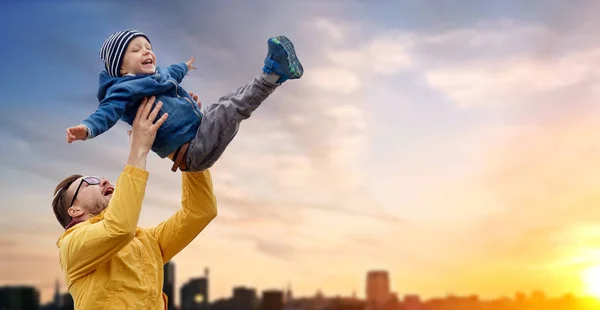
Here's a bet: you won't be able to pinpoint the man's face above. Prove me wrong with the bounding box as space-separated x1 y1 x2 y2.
120 36 156 76
66 176 114 218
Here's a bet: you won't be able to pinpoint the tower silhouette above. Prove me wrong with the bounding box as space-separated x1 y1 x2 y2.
366 270 391 308
53 279 62 308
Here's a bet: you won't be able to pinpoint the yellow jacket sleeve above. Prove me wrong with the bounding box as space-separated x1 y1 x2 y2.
59 165 149 283
147 169 218 263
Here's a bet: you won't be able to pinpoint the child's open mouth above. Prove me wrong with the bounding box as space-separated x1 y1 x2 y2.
142 59 154 68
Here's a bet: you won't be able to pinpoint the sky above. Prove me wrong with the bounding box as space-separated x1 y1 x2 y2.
2 0 600 305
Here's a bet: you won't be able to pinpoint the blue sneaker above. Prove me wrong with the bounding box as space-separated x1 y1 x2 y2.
262 36 304 84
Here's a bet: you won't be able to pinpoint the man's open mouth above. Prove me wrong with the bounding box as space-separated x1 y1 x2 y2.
142 59 153 65
104 187 114 196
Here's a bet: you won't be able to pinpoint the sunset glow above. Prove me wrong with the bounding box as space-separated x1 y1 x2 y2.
583 265 600 298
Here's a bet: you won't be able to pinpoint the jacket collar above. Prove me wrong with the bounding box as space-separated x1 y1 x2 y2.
64 209 107 230
64 218 84 230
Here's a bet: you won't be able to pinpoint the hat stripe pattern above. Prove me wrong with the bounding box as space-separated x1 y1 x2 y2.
99 30 149 77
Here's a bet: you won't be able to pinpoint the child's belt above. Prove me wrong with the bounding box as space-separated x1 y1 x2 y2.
171 142 190 172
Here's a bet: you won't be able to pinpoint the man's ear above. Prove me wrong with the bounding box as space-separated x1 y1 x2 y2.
67 206 84 218
119 67 127 75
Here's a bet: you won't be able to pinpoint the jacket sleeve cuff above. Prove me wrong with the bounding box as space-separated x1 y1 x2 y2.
83 125 92 140
178 62 189 74
123 165 149 180
81 121 96 139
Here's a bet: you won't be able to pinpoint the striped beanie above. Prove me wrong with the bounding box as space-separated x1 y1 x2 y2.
99 30 150 77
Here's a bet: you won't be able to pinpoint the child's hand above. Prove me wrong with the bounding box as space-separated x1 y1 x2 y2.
186 57 196 71
188 91 201 108
66 125 88 143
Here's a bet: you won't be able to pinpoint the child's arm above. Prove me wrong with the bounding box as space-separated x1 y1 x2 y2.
66 85 134 143
167 57 195 84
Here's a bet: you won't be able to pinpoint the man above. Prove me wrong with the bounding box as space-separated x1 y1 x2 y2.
52 95 217 309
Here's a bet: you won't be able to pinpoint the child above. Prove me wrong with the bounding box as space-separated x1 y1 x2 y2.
66 29 303 172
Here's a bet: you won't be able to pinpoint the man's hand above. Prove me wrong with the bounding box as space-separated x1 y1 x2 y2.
127 96 168 169
66 125 88 143
186 57 196 71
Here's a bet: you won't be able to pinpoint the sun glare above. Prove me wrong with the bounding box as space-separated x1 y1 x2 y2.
583 265 600 298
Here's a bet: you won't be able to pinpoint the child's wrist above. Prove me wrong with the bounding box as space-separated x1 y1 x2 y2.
82 125 91 140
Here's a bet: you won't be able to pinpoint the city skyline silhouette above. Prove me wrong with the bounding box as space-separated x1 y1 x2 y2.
3 265 600 310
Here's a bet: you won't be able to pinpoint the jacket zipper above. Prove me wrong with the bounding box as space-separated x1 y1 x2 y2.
168 80 202 119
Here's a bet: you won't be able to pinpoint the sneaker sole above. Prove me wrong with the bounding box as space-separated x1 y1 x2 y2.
274 36 303 79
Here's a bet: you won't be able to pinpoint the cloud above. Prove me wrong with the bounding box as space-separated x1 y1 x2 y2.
324 31 414 77
0 234 62 285
223 233 297 261
254 239 296 261
313 18 600 110
450 113 600 279
201 188 406 261
0 236 17 250
307 67 361 94
0 252 57 265
422 20 600 109
423 47 600 109
0 110 133 169
313 18 346 43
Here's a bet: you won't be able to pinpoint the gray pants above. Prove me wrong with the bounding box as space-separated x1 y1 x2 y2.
184 73 279 171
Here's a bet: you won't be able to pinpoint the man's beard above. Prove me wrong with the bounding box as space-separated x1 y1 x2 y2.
90 199 108 216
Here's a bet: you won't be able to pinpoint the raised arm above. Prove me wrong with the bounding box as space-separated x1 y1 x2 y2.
167 57 195 84
79 85 134 140
147 169 218 263
59 97 169 282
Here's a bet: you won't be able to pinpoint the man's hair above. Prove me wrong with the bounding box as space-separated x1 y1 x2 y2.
52 174 82 229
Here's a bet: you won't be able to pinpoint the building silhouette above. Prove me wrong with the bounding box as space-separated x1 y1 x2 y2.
329 297 365 310
0 285 40 310
59 294 74 310
164 261 176 310
38 279 73 310
284 283 293 304
261 290 283 310
365 270 391 309
52 280 61 309
232 286 257 310
403 294 422 310
181 267 210 310
4 265 600 310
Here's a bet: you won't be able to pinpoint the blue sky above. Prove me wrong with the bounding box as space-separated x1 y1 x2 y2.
3 0 600 305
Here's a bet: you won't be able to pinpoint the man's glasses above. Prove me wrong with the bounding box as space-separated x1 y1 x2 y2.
69 176 103 208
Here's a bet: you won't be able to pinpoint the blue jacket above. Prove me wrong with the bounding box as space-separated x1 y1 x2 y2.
82 62 203 158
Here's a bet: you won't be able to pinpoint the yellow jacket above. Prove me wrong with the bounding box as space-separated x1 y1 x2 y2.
56 165 217 310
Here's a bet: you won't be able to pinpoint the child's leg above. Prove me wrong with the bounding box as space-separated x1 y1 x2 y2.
183 35 303 172
184 74 277 171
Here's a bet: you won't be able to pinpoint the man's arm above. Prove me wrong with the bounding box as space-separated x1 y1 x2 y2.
59 97 168 282
147 169 218 263
81 85 134 139
60 165 149 282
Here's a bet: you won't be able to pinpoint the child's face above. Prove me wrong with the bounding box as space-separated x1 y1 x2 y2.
120 36 156 76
